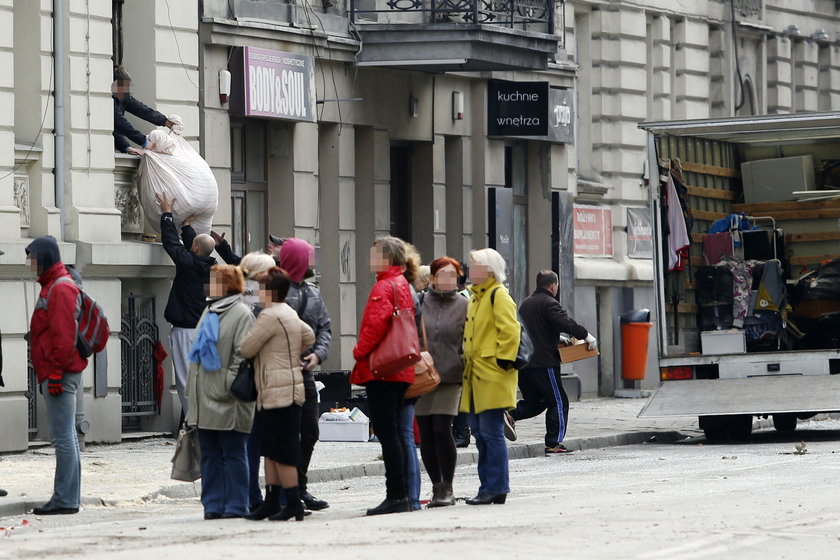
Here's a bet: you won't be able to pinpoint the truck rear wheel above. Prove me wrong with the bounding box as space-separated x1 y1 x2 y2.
772 414 798 433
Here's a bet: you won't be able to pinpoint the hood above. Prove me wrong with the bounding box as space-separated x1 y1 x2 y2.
207 293 243 314
279 238 314 283
26 236 62 278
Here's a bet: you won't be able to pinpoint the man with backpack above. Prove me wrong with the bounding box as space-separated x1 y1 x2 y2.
25 236 87 515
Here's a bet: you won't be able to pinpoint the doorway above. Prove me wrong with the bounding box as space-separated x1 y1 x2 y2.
230 119 268 255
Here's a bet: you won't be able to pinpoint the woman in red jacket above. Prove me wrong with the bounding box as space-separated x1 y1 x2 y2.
351 236 417 516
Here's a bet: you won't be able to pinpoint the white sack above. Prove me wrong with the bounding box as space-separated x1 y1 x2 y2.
136 115 218 234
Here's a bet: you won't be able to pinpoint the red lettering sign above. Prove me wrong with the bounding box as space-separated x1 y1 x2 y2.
573 205 613 257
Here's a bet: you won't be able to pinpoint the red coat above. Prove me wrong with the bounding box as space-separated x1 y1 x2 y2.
351 267 416 385
30 262 88 383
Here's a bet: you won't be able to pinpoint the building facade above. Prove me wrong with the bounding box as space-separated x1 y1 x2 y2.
2 0 840 451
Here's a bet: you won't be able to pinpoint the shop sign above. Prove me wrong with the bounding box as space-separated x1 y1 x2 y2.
627 207 653 259
230 47 316 122
573 205 613 257
487 80 549 136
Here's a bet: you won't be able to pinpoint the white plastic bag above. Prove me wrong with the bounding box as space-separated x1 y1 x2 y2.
136 115 218 234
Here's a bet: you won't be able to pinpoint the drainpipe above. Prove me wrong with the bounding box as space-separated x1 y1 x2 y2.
54 0 66 241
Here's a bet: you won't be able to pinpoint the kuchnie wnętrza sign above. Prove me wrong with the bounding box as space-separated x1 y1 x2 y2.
487 80 549 137
229 47 316 123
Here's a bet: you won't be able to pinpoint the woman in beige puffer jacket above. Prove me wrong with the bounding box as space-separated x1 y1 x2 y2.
239 267 315 522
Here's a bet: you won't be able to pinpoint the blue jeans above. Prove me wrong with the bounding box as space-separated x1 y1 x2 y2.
468 408 510 495
401 401 421 510
197 429 250 516
41 373 82 509
246 422 263 508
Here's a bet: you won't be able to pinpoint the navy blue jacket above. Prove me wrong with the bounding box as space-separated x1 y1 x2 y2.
161 214 216 329
113 94 167 153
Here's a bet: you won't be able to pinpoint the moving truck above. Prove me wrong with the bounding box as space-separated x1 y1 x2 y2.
638 112 840 440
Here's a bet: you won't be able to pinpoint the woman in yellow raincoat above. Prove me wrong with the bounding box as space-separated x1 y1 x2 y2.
459 248 520 505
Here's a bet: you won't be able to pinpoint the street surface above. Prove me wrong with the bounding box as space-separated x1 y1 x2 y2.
2 424 840 559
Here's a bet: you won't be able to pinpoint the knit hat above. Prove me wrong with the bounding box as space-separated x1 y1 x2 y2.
279 238 314 283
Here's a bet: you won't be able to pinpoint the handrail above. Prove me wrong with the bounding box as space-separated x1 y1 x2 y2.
349 0 555 31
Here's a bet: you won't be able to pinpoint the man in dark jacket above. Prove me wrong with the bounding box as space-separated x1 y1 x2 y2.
112 65 173 153
509 270 597 454
157 193 217 417
26 236 87 515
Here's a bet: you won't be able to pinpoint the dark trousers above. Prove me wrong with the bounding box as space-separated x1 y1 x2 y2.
366 381 409 499
246 420 262 507
197 429 250 517
298 372 319 493
511 367 569 448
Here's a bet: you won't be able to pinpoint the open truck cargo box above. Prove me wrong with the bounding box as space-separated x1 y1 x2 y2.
639 375 840 418
637 112 840 434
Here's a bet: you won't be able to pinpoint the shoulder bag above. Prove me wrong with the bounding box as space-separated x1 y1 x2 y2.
171 423 202 482
490 287 533 370
231 357 257 402
370 281 421 379
405 316 441 399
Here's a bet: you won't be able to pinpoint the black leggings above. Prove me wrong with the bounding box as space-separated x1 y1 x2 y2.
366 381 409 499
416 414 457 484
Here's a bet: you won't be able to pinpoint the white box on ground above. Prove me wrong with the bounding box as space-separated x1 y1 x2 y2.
318 407 370 442
700 329 746 355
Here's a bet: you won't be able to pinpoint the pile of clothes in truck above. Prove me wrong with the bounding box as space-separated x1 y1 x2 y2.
790 258 840 349
695 213 788 352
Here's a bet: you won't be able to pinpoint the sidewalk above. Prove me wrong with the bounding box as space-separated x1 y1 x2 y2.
0 398 698 518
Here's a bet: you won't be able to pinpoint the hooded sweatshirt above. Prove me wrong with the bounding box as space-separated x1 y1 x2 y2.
280 238 332 364
26 237 87 383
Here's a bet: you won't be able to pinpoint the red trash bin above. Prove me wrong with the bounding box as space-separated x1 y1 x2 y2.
621 322 653 381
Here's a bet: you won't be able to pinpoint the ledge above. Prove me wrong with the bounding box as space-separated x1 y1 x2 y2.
574 257 654 283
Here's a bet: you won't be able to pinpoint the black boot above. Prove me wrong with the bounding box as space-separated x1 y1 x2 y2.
301 490 329 511
366 496 412 516
245 485 281 520
269 487 305 522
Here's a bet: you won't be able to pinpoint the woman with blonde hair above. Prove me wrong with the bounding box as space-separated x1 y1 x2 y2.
351 236 417 515
239 252 276 313
186 264 256 519
460 248 520 506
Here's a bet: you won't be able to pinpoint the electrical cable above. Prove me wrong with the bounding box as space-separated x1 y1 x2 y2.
164 0 199 90
302 1 343 134
0 17 54 183
730 0 754 114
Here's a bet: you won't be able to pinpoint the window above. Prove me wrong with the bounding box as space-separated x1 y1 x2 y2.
230 119 267 255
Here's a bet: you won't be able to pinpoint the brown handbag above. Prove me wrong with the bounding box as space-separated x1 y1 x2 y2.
405 316 441 399
370 281 421 379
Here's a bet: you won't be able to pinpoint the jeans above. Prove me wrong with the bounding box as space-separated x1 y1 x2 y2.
41 373 82 509
366 381 409 500
197 429 250 516
298 371 320 493
246 421 263 508
401 401 421 510
468 408 510 495
170 326 194 416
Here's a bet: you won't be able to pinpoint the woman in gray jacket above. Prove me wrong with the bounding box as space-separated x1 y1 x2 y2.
415 257 468 507
186 265 256 520
239 267 315 522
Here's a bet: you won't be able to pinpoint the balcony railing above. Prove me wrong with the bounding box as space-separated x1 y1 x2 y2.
350 0 556 35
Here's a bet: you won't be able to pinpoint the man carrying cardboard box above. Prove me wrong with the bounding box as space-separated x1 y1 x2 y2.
505 270 597 454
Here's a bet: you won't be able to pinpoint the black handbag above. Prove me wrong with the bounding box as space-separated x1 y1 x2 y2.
231 358 257 402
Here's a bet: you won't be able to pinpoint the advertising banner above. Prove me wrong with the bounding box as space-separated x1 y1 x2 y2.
627 207 653 259
573 205 613 257
230 47 316 122
487 80 549 136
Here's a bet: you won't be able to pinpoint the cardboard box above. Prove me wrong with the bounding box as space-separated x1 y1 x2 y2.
700 329 746 355
558 341 600 363
318 420 370 442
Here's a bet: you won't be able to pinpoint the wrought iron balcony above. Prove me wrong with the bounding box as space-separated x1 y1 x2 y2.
350 0 562 71
351 0 555 34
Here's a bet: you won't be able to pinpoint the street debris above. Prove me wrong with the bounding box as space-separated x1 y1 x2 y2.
794 441 807 455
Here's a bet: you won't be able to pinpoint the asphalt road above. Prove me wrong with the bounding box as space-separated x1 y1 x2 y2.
2 427 840 559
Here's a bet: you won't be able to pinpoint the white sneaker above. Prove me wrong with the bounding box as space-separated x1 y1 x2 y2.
503 411 517 441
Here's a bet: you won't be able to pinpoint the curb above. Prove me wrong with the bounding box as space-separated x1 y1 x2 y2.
0 429 687 518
